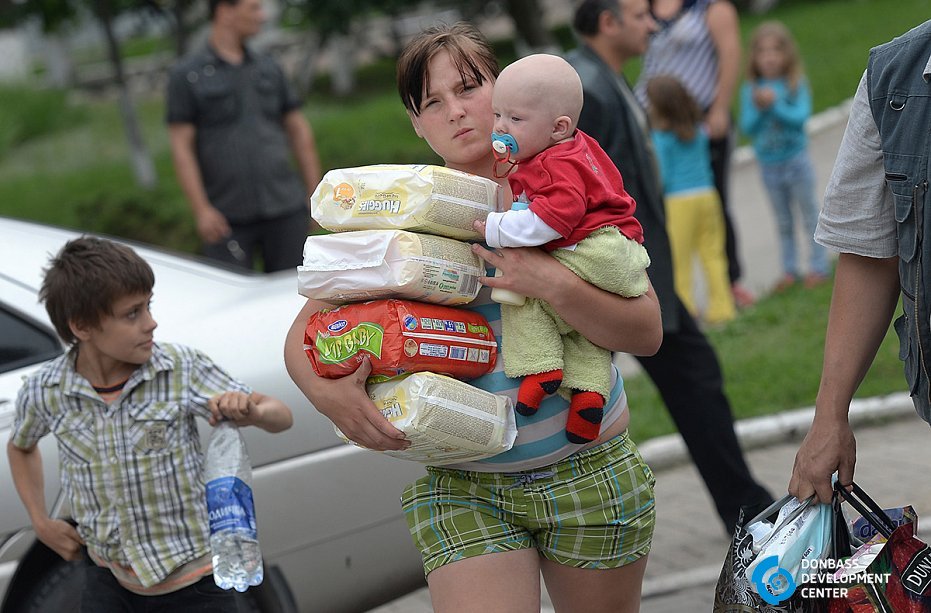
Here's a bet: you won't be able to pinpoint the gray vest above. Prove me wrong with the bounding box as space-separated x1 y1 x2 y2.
869 21 931 421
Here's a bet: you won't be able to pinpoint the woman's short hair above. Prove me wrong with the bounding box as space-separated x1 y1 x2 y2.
397 22 500 117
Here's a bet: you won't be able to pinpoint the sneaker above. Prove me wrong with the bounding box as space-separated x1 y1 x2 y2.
731 283 756 309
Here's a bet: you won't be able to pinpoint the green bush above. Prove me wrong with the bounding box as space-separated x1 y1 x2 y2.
0 85 86 157
73 188 198 254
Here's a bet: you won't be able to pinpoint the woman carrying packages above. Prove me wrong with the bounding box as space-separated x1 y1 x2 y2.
284 23 662 613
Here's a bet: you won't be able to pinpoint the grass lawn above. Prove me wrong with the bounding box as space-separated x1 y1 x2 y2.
625 276 906 443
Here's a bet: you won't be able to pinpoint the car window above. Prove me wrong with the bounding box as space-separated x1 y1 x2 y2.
0 306 62 374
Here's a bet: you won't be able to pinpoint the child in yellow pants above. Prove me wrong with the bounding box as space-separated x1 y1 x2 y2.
647 75 735 325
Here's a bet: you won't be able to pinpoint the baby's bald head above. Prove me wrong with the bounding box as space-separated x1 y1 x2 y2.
495 54 583 127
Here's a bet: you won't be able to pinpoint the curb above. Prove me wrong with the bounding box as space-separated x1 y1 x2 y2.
639 391 915 472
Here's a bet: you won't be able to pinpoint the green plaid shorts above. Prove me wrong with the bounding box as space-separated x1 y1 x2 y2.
401 431 656 576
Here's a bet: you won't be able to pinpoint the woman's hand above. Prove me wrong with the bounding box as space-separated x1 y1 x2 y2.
471 243 662 355
705 106 731 139
471 243 564 301
311 358 409 451
284 299 409 451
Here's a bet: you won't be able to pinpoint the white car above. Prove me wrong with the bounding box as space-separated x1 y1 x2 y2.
0 217 427 613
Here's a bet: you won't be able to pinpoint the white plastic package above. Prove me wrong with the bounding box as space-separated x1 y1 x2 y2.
745 496 833 585
335 372 517 465
297 230 484 305
310 164 502 241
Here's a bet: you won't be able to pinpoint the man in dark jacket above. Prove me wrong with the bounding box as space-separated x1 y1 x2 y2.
567 0 772 532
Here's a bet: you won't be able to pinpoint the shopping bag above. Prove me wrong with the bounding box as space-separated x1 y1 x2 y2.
828 481 931 613
714 494 845 612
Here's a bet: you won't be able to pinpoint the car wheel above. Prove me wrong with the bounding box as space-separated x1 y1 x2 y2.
13 558 262 612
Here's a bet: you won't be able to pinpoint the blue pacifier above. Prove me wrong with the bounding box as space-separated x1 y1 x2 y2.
491 132 519 156
491 132 519 178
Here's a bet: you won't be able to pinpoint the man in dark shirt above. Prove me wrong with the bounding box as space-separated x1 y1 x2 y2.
567 0 773 533
167 0 321 272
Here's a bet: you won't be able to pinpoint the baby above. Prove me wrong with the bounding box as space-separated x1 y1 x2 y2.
475 53 651 444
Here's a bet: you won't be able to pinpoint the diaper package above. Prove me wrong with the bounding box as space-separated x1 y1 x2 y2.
305 299 497 381
335 372 517 465
310 164 501 241
297 230 484 305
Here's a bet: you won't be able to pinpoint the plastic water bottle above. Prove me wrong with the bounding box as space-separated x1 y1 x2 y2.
490 200 530 307
204 421 264 592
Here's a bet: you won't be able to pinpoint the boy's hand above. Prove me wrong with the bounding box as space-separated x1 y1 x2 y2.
35 517 84 561
473 220 487 239
209 391 255 426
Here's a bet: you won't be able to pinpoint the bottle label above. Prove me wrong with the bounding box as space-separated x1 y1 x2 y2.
206 476 258 538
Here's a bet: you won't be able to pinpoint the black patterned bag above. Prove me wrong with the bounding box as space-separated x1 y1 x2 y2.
714 494 850 613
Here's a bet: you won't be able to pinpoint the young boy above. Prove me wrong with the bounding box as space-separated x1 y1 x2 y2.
6 237 293 610
476 53 651 444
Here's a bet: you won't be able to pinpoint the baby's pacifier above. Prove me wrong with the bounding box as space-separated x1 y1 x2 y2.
491 132 519 178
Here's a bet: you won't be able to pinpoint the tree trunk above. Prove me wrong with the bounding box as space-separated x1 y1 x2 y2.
173 0 189 57
95 0 157 190
504 0 558 55
42 31 74 88
295 31 322 98
328 33 355 97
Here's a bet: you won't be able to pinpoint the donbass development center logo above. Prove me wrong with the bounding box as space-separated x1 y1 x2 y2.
752 555 797 605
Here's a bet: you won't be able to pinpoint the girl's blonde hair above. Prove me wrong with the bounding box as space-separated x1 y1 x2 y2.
747 21 804 92
645 75 702 141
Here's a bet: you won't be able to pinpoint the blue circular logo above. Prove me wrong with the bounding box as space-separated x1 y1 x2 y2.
752 555 797 605
403 315 418 330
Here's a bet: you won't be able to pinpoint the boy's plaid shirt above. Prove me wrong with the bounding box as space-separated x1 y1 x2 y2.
10 342 250 588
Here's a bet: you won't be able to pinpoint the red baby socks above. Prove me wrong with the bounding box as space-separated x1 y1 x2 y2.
565 391 604 444
515 369 563 416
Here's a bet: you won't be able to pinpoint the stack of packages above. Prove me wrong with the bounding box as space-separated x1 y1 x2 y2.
298 164 517 465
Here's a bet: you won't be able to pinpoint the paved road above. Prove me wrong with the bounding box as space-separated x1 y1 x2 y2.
368 105 874 613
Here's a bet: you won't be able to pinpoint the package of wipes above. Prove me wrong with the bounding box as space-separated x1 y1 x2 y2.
310 164 501 241
305 299 497 381
297 230 484 305
335 372 517 465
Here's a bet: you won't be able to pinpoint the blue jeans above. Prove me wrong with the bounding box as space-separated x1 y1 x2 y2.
760 150 829 277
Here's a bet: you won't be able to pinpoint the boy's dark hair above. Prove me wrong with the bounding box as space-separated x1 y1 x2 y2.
574 0 622 37
40 237 155 345
397 22 499 117
646 75 703 141
209 0 238 20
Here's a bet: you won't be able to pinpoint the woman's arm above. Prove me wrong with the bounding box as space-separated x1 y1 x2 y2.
471 243 662 355
706 0 741 139
283 298 408 451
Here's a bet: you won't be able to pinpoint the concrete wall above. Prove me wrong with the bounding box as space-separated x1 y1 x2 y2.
0 30 29 81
